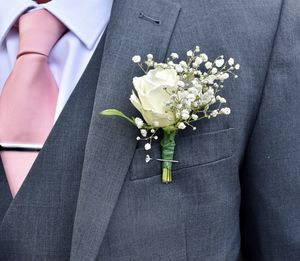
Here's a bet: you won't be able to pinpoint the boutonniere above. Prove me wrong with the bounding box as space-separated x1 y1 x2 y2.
101 47 240 183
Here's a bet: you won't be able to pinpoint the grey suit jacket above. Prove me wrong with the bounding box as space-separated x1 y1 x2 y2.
1 0 300 260
72 0 300 260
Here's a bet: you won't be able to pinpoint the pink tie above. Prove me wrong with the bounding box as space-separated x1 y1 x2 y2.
0 10 67 197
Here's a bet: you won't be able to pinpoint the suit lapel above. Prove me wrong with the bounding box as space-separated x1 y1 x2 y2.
0 160 11 224
70 0 181 260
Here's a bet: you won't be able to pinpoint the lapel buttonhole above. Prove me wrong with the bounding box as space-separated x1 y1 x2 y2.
139 12 161 25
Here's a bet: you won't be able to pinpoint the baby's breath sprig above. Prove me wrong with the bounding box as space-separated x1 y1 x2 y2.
134 119 159 151
101 47 240 184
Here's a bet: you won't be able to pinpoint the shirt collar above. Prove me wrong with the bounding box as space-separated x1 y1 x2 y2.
0 0 114 50
0 0 37 44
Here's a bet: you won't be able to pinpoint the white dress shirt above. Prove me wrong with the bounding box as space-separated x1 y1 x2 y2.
0 0 113 121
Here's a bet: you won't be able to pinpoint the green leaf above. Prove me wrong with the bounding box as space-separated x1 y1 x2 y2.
100 109 135 125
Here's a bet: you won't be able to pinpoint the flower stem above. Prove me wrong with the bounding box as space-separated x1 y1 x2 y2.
160 129 176 184
162 168 172 184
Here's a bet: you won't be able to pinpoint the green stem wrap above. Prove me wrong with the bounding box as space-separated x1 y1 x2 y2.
160 129 177 184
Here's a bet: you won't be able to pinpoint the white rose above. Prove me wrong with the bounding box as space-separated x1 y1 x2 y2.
130 68 178 128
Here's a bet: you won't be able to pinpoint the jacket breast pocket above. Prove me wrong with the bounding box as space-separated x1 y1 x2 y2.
129 127 235 181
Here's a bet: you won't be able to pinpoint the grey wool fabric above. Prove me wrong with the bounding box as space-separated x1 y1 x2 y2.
0 0 300 260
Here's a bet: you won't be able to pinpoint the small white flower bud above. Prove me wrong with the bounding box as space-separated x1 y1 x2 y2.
178 122 186 129
144 143 151 150
147 54 153 60
216 95 226 103
150 129 155 133
132 55 141 63
179 61 188 67
223 73 230 79
134 117 144 129
220 107 231 115
211 67 218 74
195 46 200 52
181 110 190 120
140 129 147 137
194 56 203 66
192 63 198 69
154 136 158 140
187 50 193 57
228 58 235 66
207 75 216 84
205 62 212 69
136 137 141 141
145 155 152 163
170 53 179 59
215 59 224 68
211 110 219 117
235 64 240 70
191 114 198 120
200 53 208 62
219 73 229 81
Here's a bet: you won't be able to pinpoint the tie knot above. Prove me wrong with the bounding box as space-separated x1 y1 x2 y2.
18 9 67 57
